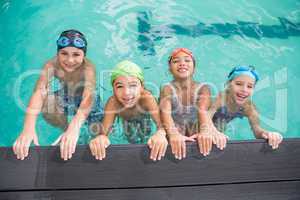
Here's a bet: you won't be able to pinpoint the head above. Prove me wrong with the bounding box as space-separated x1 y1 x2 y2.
56 30 87 72
111 60 144 108
168 48 196 80
226 66 259 105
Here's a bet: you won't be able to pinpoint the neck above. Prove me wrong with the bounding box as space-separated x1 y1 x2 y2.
173 78 194 89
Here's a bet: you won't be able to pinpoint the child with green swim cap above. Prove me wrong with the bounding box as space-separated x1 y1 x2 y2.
13 30 103 161
208 66 283 149
89 60 168 161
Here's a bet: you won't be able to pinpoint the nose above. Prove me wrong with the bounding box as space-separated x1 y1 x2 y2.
178 59 186 66
67 56 75 64
123 86 131 96
241 85 248 92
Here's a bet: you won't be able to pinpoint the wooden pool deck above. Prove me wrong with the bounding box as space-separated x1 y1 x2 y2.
0 139 300 200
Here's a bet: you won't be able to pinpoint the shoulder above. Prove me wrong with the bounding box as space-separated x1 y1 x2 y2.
160 83 173 96
243 101 257 116
106 96 122 111
197 83 211 95
142 89 156 100
83 58 96 72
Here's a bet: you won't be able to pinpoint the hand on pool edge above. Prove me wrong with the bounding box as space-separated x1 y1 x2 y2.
147 129 168 161
13 130 39 160
89 135 110 160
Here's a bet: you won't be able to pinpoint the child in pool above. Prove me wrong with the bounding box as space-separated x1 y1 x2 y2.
208 66 283 149
13 30 103 160
89 60 168 161
160 48 227 160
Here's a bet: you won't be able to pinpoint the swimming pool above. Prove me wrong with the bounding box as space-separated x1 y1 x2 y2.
0 0 299 146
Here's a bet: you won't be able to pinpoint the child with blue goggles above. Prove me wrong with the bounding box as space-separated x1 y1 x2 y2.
13 30 103 161
205 65 283 151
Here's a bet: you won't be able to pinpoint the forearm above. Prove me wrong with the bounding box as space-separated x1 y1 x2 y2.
23 91 44 132
68 94 93 131
161 114 178 136
252 126 268 139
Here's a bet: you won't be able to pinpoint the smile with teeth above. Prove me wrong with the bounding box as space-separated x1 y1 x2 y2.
236 93 248 101
122 97 135 104
177 68 189 73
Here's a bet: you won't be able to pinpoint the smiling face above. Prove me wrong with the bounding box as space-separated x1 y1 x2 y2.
228 75 255 105
57 47 84 73
113 76 143 108
169 51 195 80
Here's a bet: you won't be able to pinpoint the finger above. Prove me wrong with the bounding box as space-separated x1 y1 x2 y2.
262 132 268 139
95 141 101 160
268 134 275 149
19 140 25 160
162 142 168 157
188 135 197 140
100 141 106 160
68 140 75 159
13 140 18 155
60 139 65 159
150 143 159 161
23 141 30 159
207 137 212 154
215 137 220 149
64 140 71 160
157 145 163 161
158 143 167 160
220 137 226 150
197 136 203 155
89 142 96 157
203 137 209 155
223 136 228 149
147 139 153 149
212 135 217 145
177 140 182 160
171 140 176 156
181 141 186 159
186 135 196 142
200 137 206 155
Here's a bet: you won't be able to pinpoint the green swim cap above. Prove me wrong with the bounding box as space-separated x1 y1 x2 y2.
111 60 144 85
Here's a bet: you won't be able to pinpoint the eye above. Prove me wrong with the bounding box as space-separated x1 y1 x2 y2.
184 58 192 62
73 53 81 57
172 59 179 64
247 84 253 89
60 52 68 55
129 83 138 88
235 82 242 86
114 84 123 89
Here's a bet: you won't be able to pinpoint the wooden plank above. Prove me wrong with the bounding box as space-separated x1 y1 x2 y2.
0 181 299 200
0 139 300 191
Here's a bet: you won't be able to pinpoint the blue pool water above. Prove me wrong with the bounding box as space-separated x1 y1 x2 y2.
0 0 299 146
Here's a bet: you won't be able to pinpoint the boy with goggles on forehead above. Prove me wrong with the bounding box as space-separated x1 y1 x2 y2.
13 30 103 161
207 66 283 150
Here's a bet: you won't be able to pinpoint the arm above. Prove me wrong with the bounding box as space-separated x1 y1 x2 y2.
246 103 282 149
142 91 168 161
13 62 53 160
59 63 96 160
89 97 117 160
206 92 229 150
159 86 194 160
192 85 214 156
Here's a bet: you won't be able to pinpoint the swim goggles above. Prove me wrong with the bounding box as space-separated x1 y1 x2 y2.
169 48 194 62
56 36 86 48
227 65 260 82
